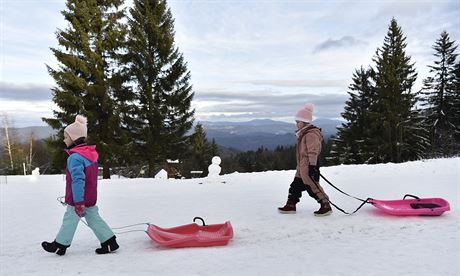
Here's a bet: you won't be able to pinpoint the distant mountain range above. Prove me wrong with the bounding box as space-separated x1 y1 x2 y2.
1 119 342 152
201 118 341 151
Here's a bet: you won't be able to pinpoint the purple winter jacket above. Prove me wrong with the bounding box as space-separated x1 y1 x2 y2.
64 144 99 207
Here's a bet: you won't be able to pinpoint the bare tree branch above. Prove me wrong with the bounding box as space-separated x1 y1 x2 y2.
1 113 14 170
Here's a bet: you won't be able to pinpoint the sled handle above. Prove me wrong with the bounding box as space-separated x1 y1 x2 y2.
193 217 206 226
403 194 420 200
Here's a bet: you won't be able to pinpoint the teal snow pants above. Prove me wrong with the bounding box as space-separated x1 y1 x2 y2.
55 205 114 246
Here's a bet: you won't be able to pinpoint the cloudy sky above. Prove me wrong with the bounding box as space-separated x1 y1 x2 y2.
1 0 459 127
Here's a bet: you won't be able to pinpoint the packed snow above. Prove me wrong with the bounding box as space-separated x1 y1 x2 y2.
1 158 459 276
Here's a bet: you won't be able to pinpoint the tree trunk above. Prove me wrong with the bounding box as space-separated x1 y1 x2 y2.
103 164 110 179
2 116 14 170
148 158 155 178
29 134 34 172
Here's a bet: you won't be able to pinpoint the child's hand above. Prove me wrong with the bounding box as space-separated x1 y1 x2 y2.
75 204 86 217
308 165 320 182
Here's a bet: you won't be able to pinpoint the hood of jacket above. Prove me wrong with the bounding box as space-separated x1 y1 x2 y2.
65 144 98 162
295 124 321 139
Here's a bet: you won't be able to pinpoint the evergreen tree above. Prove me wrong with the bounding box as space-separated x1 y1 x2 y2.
125 0 194 176
332 66 375 164
451 61 460 148
209 138 220 157
43 0 127 178
179 123 213 177
320 138 335 166
369 18 428 163
190 124 211 173
420 31 458 156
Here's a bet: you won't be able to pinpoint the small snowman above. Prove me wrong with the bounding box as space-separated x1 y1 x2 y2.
32 168 40 175
206 156 223 184
30 167 40 182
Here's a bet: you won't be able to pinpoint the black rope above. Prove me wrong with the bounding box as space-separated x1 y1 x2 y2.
309 174 371 215
320 173 367 202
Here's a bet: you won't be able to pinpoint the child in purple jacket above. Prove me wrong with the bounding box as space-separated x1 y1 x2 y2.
42 115 119 255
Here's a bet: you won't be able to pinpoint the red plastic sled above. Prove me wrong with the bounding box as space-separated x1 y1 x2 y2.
147 217 233 248
368 194 450 216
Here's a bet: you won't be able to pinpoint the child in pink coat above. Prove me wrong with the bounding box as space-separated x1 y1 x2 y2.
278 104 332 216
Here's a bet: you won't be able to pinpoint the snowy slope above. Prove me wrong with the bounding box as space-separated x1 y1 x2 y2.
1 158 459 276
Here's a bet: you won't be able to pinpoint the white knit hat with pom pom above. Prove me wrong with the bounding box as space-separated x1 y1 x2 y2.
64 115 88 140
295 103 314 123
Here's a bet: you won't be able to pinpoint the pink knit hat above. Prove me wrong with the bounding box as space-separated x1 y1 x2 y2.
295 103 314 123
64 115 88 140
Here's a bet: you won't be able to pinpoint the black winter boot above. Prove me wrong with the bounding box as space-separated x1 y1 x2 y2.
95 235 119 254
314 201 332 217
41 240 69 256
278 200 297 214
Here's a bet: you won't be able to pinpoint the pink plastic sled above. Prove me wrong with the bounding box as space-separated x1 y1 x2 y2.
147 217 233 248
368 194 450 216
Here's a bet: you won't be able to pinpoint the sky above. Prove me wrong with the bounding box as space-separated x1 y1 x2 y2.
0 0 459 127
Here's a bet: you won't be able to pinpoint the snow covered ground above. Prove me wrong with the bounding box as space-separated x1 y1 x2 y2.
1 158 459 276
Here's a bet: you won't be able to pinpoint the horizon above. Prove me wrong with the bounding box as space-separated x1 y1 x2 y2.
0 117 343 152
3 117 344 129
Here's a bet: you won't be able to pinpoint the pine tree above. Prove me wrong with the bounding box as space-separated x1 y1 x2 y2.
420 31 458 156
370 18 428 163
451 62 460 148
125 0 194 176
43 0 127 178
332 66 375 164
179 123 212 177
191 124 209 171
210 138 220 157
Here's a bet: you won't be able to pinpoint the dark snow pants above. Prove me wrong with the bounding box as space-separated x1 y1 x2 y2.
288 177 321 203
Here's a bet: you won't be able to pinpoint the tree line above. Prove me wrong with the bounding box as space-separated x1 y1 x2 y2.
0 120 327 176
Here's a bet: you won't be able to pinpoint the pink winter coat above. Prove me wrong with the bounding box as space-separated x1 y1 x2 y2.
295 125 323 184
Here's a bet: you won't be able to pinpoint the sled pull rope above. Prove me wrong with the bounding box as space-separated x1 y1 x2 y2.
327 198 372 215
82 216 149 235
112 223 151 230
113 229 148 235
57 196 66 206
320 173 367 202
309 175 371 215
110 223 151 235
56 197 149 235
